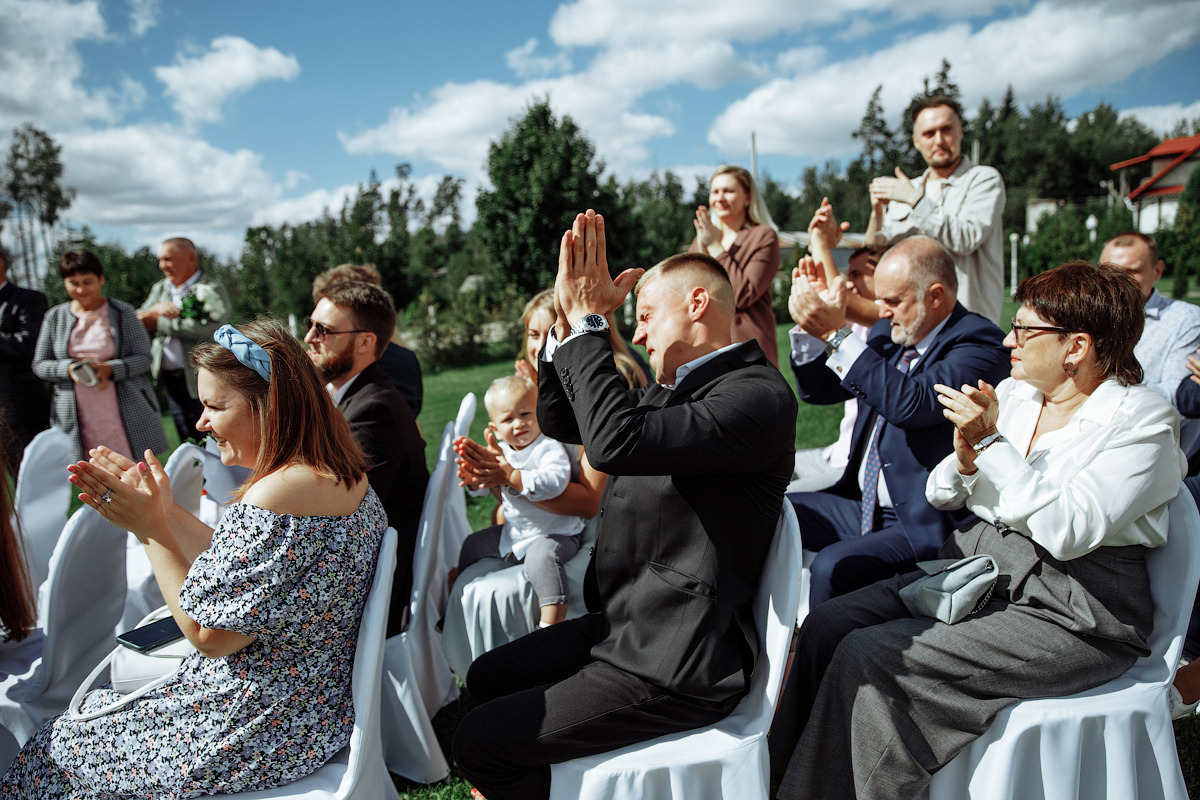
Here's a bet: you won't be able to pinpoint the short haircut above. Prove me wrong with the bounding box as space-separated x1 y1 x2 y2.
709 164 777 231
312 263 382 303
484 374 535 419
1014 261 1144 386
1103 231 1158 264
849 245 885 266
884 235 957 295
162 237 197 257
636 252 735 315
59 249 104 279
317 280 397 359
190 317 368 498
911 95 962 124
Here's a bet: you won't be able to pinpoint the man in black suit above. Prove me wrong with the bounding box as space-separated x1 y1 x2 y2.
453 210 797 800
311 263 424 418
0 244 49 475
305 280 427 636
784 235 1010 606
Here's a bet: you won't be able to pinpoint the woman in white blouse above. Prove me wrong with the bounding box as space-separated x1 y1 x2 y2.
770 261 1186 800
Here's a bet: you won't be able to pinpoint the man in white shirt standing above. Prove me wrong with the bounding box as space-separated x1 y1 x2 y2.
137 238 229 442
866 96 1006 324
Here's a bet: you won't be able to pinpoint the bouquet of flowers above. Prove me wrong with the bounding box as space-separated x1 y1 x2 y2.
179 285 215 324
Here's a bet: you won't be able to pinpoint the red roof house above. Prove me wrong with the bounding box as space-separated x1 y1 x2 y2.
1111 135 1200 232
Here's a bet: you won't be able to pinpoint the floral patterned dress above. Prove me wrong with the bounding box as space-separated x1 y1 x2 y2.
0 489 386 799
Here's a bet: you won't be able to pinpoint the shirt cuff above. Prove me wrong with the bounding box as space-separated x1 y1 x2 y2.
790 327 825 365
826 333 868 377
543 322 591 362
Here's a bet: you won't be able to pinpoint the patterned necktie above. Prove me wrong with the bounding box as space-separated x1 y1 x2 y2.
859 347 918 535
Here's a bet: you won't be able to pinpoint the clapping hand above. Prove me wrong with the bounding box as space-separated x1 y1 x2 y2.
869 167 922 208
693 205 723 251
808 197 848 248
454 433 508 491
555 210 644 335
68 448 174 543
789 255 848 340
934 381 1000 475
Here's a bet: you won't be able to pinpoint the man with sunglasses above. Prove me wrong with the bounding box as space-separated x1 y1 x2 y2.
306 280 428 635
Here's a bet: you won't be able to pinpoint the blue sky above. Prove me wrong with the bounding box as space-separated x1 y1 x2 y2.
2 0 1199 260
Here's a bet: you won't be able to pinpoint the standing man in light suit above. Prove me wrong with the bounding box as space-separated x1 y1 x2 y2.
137 238 230 442
866 96 1006 323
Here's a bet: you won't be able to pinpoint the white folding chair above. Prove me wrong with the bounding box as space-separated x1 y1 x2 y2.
548 500 803 800
208 527 400 800
12 427 73 597
379 393 475 783
441 519 595 678
0 505 128 771
929 487 1200 800
120 443 208 633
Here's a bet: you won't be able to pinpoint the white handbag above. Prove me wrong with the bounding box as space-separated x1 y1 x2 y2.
68 606 196 721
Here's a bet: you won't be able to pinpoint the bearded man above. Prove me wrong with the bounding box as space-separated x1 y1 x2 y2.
305 280 427 635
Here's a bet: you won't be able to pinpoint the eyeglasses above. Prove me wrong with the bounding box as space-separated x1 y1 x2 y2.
305 318 368 343
1010 319 1069 345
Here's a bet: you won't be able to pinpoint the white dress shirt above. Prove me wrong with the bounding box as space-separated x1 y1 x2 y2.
926 377 1185 561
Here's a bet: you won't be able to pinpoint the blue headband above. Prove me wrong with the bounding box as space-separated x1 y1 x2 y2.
213 325 271 382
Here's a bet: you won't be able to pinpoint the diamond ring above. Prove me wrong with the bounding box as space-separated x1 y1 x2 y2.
100 489 113 504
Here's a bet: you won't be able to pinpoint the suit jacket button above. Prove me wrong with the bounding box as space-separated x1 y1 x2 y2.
560 367 569 376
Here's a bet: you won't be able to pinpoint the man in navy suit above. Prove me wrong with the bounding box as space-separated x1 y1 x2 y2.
787 235 1009 605
0 244 49 475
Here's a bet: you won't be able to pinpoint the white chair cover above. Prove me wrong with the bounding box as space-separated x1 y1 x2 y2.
441 520 596 677
0 506 128 770
929 487 1200 800
379 393 475 783
548 500 803 800
208 528 401 800
13 427 73 598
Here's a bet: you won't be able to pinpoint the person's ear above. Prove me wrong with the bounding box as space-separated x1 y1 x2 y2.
925 282 946 310
358 332 377 355
689 287 710 320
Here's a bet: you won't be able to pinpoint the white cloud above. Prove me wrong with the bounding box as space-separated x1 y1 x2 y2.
1121 100 1200 136
506 38 572 78
58 124 282 231
154 36 300 128
0 0 119 131
709 1 1200 161
127 0 160 36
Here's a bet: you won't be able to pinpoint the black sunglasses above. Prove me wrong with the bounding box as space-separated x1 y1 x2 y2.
305 318 368 343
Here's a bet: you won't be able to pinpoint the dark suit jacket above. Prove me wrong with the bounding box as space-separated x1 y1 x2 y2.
0 281 50 461
539 336 796 701
791 303 1010 557
377 341 424 418
339 361 428 534
340 361 428 636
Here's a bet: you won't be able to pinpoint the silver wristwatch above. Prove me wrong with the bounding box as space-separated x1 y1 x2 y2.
972 432 1005 453
570 313 610 337
823 325 854 356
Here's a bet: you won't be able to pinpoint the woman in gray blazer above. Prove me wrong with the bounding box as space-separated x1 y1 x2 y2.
33 250 167 462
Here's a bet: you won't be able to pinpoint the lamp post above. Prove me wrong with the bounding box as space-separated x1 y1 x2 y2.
1009 232 1019 292
1086 214 1098 246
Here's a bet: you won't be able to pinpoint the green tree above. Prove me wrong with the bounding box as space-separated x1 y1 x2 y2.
1024 205 1089 276
1170 167 1200 298
3 123 75 286
475 99 616 297
852 85 901 174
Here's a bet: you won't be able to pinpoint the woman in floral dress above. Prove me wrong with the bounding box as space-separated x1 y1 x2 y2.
1 318 386 798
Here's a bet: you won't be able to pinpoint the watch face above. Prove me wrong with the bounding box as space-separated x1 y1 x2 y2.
584 314 606 330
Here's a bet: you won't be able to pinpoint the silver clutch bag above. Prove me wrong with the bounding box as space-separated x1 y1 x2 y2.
898 554 998 624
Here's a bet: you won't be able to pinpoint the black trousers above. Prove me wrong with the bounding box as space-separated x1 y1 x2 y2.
161 369 203 442
453 613 741 800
